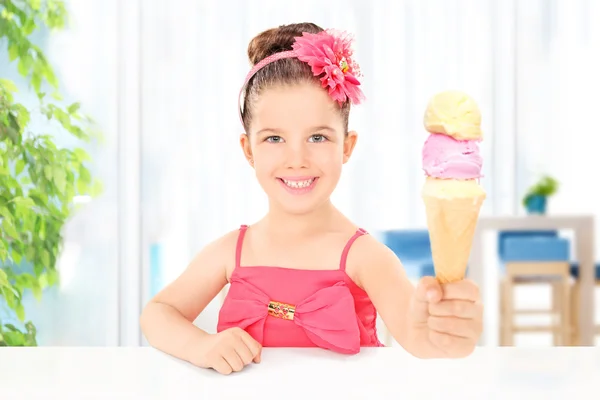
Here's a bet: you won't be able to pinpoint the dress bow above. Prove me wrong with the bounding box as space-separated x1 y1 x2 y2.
217 278 361 354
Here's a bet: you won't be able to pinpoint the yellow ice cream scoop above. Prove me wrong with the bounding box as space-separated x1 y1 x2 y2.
423 90 483 141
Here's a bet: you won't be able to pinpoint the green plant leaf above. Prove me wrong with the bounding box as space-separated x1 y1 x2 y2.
32 283 42 301
47 269 59 286
67 102 81 114
33 260 44 277
40 249 50 268
0 269 8 287
11 248 22 265
25 247 35 263
53 165 66 193
90 180 103 197
50 91 63 101
79 165 91 184
0 206 11 220
31 71 42 93
2 218 19 239
0 244 7 263
17 54 31 77
2 331 25 346
15 303 25 321
31 0 42 11
38 272 48 289
74 148 90 162
0 78 18 93
8 44 19 61
2 286 18 309
0 125 19 144
38 218 46 240
22 18 36 36
13 196 35 208
3 324 20 333
15 159 25 175
43 165 52 181
44 66 59 89
24 321 38 346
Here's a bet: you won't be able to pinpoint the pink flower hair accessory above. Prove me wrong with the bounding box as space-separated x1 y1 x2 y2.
238 29 365 126
292 29 365 106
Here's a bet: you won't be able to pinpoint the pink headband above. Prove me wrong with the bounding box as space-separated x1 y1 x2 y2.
238 29 365 128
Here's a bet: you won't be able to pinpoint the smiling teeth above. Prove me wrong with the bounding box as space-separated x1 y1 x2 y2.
282 179 314 188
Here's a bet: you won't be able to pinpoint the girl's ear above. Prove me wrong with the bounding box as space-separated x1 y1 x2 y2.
239 133 254 166
343 131 358 164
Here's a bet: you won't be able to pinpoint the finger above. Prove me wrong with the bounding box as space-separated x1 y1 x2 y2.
233 339 255 366
414 276 443 304
429 299 482 319
211 356 234 375
223 347 245 373
411 277 443 325
428 330 476 358
238 330 262 363
427 316 481 339
441 279 480 302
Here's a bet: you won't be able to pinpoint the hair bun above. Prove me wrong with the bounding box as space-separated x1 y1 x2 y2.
247 22 323 65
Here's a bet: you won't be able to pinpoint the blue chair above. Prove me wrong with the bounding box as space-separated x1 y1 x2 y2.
568 262 600 344
380 229 472 279
498 231 573 346
379 230 434 279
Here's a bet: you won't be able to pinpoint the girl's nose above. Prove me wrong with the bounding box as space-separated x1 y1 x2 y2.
284 143 309 169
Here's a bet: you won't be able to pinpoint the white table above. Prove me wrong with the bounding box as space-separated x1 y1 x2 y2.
1 347 598 399
469 215 596 346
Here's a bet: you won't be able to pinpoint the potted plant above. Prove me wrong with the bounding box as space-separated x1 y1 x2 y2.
1 0 101 346
522 175 559 215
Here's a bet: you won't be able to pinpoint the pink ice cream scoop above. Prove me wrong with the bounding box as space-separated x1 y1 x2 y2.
422 133 483 179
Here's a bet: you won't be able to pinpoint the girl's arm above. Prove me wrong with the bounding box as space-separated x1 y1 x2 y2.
139 230 237 363
348 235 481 358
346 236 434 357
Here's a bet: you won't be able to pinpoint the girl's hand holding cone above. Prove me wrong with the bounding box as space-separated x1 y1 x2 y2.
409 276 483 358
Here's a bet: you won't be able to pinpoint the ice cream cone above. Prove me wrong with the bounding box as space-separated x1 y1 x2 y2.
422 178 486 283
420 90 486 283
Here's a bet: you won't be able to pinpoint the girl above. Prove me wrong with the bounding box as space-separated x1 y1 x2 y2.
140 22 483 375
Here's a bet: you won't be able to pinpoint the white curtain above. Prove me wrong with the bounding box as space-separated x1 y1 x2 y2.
140 0 502 262
17 0 599 346
516 0 600 215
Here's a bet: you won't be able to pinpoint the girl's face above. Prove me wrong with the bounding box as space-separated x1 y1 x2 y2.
241 82 357 215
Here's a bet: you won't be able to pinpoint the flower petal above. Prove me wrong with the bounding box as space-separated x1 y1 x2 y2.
344 74 360 85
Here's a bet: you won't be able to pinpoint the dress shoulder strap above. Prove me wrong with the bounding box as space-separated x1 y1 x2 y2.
339 228 368 272
234 225 249 269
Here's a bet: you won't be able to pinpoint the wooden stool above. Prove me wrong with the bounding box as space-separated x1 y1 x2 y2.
568 262 600 345
500 262 572 346
498 233 573 346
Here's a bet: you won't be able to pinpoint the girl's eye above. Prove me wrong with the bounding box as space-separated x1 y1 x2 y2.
265 136 283 143
309 134 328 143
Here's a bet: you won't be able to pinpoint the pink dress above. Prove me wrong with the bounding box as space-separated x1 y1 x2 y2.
217 225 384 354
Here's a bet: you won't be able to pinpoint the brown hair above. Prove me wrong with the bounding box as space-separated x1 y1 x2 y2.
241 22 351 133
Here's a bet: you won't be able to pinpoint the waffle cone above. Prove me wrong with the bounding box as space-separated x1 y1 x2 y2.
422 194 485 283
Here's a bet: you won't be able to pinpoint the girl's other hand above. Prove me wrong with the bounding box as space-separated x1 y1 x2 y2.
190 327 262 375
